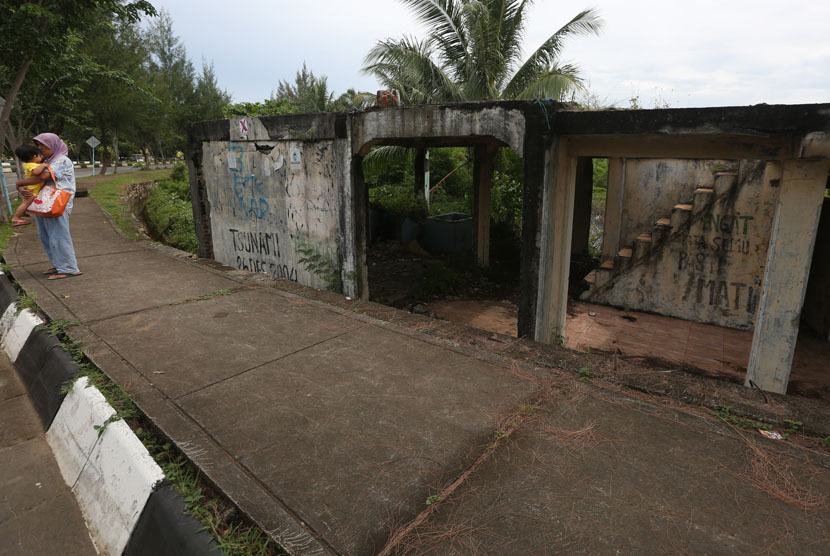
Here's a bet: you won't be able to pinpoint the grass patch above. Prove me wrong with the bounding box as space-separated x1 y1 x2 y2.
87 169 173 240
0 217 15 258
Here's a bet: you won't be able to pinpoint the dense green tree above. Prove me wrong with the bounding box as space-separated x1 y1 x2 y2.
363 0 602 103
193 60 232 122
222 99 296 118
0 1 156 163
143 8 195 162
77 19 159 173
275 63 373 113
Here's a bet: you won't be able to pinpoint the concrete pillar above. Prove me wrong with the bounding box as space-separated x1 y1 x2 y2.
570 157 594 256
745 159 830 394
473 145 496 266
601 157 626 262
414 148 426 199
535 137 577 344
350 155 370 300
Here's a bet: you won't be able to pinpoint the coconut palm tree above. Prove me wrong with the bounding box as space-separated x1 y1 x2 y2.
363 0 603 103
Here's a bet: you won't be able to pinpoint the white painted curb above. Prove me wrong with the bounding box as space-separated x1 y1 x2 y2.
0 304 42 362
47 377 165 556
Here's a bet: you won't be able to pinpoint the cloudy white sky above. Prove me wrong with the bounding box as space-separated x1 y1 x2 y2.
150 0 829 109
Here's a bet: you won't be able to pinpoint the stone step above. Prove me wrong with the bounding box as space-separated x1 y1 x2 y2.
634 232 652 259
585 265 613 290
653 217 672 243
693 187 715 214
614 247 633 272
714 170 738 196
671 204 693 229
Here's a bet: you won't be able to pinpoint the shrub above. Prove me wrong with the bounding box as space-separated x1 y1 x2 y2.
170 161 188 183
369 184 428 220
141 176 198 253
428 188 471 215
491 170 523 239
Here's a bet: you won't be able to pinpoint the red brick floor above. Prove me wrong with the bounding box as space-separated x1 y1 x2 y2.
566 302 830 401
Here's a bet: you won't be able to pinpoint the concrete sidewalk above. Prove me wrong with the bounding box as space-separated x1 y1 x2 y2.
6 196 830 555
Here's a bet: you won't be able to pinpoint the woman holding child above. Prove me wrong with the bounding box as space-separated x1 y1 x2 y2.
15 133 82 280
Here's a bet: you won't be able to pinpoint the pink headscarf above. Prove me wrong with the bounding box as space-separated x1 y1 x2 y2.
33 133 69 164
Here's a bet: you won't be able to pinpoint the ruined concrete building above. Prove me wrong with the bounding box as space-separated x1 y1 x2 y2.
187 101 830 395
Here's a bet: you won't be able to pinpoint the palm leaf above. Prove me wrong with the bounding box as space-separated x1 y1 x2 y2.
399 0 470 71
363 36 462 103
511 63 584 100
362 145 413 176
502 8 602 99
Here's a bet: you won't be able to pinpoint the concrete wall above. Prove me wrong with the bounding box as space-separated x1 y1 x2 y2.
585 160 782 329
619 159 734 247
190 115 357 295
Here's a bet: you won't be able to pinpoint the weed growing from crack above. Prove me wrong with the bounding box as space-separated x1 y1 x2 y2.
168 289 233 305
135 428 282 555
783 419 802 434
16 290 37 315
712 405 771 430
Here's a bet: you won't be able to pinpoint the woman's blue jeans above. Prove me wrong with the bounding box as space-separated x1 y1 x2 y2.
36 211 79 274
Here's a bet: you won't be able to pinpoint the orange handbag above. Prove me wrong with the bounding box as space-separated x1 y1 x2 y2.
26 166 72 217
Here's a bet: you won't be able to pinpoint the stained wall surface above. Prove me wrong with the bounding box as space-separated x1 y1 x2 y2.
619 159 731 245
198 130 345 292
587 160 782 329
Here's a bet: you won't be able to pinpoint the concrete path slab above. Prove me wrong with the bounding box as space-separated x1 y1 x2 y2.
178 324 536 555
88 287 366 399
389 386 830 555
14 249 240 322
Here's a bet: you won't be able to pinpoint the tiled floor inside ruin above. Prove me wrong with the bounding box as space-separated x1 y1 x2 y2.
429 298 829 401
565 302 830 401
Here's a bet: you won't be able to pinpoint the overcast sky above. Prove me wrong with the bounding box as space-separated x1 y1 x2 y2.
150 0 829 109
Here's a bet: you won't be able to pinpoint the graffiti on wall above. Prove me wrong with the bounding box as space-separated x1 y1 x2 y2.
228 227 298 281
681 274 760 315
674 208 763 317
208 140 342 291
228 143 271 220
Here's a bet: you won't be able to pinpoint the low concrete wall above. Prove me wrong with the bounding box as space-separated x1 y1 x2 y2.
201 138 342 290
190 114 357 295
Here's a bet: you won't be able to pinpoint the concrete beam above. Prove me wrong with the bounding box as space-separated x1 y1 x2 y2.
473 145 497 266
567 134 795 161
745 159 830 394
535 138 576 344
601 158 626 262
353 104 526 156
799 132 830 159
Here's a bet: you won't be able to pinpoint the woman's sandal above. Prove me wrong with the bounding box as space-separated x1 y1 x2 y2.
43 268 57 275
47 272 83 281
12 218 29 227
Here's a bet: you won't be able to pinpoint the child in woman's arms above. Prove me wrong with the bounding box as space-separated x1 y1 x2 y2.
12 144 48 226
